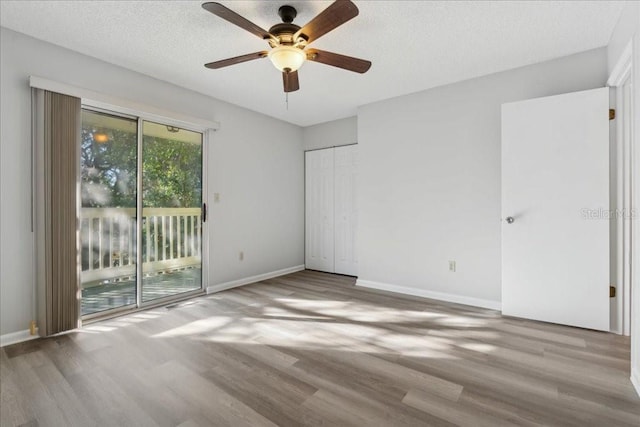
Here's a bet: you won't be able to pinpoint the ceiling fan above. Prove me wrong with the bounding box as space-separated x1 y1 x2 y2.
202 0 372 93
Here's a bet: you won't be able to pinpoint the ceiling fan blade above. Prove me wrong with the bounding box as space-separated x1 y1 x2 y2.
205 51 268 69
283 70 300 93
295 0 359 44
202 2 272 40
306 49 371 73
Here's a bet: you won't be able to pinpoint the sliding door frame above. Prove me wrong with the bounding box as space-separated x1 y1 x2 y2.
80 101 210 322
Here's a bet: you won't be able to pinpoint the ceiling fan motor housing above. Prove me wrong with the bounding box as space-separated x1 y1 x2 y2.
268 23 301 45
278 5 297 23
269 5 307 46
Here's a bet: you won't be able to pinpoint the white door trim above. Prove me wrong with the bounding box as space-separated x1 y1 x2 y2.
608 42 634 336
607 41 632 87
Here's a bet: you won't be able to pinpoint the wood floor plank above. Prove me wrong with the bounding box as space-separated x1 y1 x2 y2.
65 367 159 426
293 366 454 426
402 388 505 427
0 353 36 427
10 353 85 427
152 360 277 427
456 388 551 427
1 270 638 426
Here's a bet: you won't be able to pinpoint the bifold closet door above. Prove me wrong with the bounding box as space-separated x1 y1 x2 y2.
305 149 335 272
334 145 358 276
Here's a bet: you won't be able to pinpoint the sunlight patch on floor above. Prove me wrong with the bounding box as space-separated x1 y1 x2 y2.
428 329 500 340
146 315 463 359
78 292 494 362
153 316 232 338
262 306 331 320
434 315 488 327
84 325 117 333
274 297 447 323
458 342 497 354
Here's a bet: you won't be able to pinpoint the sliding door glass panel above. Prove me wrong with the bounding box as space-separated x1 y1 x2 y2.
80 110 138 315
141 121 203 302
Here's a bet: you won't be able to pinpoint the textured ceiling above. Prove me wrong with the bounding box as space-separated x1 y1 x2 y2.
0 1 625 127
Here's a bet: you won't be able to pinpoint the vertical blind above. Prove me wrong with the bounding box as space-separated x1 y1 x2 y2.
36 90 81 336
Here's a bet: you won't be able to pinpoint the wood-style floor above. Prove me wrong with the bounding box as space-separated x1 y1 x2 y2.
1 270 638 426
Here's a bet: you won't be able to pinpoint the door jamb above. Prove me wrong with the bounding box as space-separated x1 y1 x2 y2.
607 40 634 336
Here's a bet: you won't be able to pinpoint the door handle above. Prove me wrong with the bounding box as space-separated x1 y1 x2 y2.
505 216 515 224
202 203 207 223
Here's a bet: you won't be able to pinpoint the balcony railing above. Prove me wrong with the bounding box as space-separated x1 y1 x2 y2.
80 207 202 286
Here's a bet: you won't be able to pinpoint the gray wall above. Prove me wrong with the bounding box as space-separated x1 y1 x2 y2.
302 116 357 151
0 27 304 337
356 48 608 307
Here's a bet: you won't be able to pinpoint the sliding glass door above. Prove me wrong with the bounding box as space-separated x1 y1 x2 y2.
80 110 138 315
79 111 204 317
141 121 203 302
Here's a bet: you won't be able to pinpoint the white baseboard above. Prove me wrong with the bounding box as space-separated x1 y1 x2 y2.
632 370 640 398
0 328 39 347
206 265 305 294
356 279 502 311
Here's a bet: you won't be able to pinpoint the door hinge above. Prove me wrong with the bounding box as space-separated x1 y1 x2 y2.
610 285 616 298
609 109 615 120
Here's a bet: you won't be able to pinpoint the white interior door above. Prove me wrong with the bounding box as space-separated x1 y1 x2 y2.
305 149 335 272
501 87 609 331
334 145 358 276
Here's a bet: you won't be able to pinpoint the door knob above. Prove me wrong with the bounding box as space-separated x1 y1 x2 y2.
505 216 515 224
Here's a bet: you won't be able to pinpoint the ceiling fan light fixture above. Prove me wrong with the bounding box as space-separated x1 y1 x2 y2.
268 45 306 72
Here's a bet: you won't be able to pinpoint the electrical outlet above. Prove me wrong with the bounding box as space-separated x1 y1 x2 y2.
239 251 244 261
449 261 456 272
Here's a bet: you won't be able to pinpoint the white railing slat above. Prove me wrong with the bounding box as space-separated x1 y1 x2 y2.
88 218 93 269
98 218 103 269
169 215 174 260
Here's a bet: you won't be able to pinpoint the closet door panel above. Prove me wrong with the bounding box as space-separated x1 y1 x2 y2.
305 149 335 272
334 145 358 276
